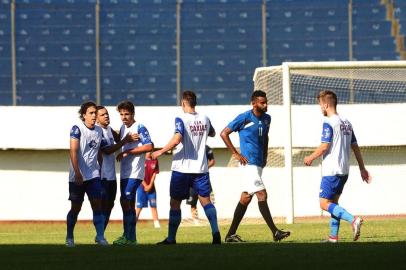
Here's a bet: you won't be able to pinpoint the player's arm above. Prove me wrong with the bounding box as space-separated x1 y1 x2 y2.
220 127 248 165
350 131 371 183
208 119 216 137
304 143 330 166
152 133 182 159
145 172 157 192
102 132 138 155
70 137 83 185
262 134 269 167
112 129 121 143
153 117 183 159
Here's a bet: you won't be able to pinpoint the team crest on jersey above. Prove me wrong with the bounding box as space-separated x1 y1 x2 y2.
88 140 98 148
323 127 331 139
254 180 262 187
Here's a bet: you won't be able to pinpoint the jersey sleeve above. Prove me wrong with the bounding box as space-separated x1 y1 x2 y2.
351 130 358 144
70 125 81 140
175 117 185 136
321 122 333 143
227 113 246 132
138 124 152 145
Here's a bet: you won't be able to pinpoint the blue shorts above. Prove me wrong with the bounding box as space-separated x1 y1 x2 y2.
101 180 117 201
69 178 102 202
120 178 142 200
319 175 349 200
136 185 157 208
170 171 211 200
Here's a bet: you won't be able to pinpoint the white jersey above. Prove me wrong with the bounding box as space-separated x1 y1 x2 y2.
119 122 152 180
99 125 116 181
171 112 213 173
69 121 105 182
321 114 357 176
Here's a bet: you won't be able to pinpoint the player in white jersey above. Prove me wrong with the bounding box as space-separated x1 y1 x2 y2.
96 106 138 232
304 90 371 243
66 102 108 247
112 100 153 245
153 91 221 244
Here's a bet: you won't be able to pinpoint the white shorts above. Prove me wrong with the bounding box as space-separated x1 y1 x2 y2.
239 164 266 195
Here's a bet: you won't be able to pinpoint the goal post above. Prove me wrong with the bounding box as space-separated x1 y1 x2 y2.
253 61 406 224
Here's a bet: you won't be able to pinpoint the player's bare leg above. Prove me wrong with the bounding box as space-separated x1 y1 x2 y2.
150 207 160 228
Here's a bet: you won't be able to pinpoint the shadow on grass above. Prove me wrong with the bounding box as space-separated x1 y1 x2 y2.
0 242 405 270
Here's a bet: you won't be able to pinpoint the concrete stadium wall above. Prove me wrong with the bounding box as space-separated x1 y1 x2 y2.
0 105 405 221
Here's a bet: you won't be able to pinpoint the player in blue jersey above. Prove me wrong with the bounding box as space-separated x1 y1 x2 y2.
304 90 371 242
113 101 153 245
66 102 109 247
96 106 138 232
221 90 290 243
153 91 221 244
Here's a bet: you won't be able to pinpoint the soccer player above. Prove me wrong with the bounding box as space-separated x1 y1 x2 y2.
153 91 221 244
66 101 108 247
304 90 371 243
135 144 161 228
220 90 290 243
186 145 215 225
96 106 138 231
113 100 153 245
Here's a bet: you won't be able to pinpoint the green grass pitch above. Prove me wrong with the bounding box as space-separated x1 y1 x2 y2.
0 218 405 270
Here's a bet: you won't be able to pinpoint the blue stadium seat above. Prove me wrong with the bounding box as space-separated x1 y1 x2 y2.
268 22 349 39
352 21 392 37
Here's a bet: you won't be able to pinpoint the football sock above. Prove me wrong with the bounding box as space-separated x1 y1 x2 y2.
128 209 136 242
66 210 78 239
104 209 112 230
167 209 181 242
227 202 248 237
93 210 105 238
203 203 219 233
258 200 277 233
330 214 340 238
123 210 133 240
327 203 354 223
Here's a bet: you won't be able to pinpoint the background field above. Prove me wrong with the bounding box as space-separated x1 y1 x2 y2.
1 217 405 270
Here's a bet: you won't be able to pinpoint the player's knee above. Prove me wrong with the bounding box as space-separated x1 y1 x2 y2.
240 193 252 205
256 190 268 201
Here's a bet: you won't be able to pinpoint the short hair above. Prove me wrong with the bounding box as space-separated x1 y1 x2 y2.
251 90 267 102
182 91 197 107
78 101 97 121
117 100 135 114
96 105 106 114
317 90 338 107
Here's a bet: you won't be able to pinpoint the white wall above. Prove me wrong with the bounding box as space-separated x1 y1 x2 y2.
1 104 405 149
0 105 405 221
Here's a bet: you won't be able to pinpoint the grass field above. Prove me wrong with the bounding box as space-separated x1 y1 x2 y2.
1 217 405 270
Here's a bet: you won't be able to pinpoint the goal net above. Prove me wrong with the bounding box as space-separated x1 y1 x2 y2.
253 61 406 223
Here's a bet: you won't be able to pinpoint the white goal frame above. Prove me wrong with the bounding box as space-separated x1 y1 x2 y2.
253 60 406 224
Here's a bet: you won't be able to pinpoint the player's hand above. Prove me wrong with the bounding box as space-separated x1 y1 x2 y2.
116 152 128 162
304 156 313 166
74 173 83 185
152 150 162 159
233 153 248 165
360 169 372 184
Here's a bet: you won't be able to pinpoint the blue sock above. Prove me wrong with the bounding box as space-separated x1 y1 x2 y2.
327 203 354 223
329 214 340 238
104 210 112 230
66 210 78 239
123 210 133 240
203 203 219 234
167 209 181 242
93 211 105 239
127 209 136 241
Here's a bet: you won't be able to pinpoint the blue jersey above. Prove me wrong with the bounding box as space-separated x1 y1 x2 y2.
227 110 270 167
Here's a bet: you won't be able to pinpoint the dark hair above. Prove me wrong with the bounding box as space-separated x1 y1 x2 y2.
182 91 197 108
317 90 338 107
251 90 267 102
117 100 135 114
78 101 97 121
